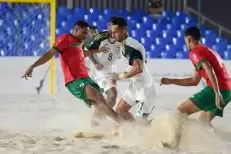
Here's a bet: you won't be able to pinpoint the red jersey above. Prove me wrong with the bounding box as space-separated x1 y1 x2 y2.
53 34 89 84
189 44 231 90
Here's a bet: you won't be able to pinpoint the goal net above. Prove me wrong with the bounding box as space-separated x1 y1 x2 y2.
0 2 51 56
0 0 55 95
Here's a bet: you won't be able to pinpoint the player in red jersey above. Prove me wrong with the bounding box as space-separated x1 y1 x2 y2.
22 20 123 126
160 27 231 148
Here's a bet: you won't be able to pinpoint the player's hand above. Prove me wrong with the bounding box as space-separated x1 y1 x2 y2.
108 72 119 81
215 92 225 110
21 66 33 80
94 63 104 71
160 77 171 86
98 44 109 53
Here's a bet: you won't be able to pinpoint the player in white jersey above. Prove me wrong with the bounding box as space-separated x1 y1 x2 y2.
84 26 98 79
84 16 122 127
110 17 158 125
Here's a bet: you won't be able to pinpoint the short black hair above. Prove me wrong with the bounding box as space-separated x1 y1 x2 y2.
184 26 201 40
109 16 119 23
89 26 97 30
74 20 89 28
111 16 127 27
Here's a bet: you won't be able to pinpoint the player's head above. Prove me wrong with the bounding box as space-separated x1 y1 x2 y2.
184 26 201 50
110 16 128 42
88 26 98 39
72 20 89 41
108 16 119 30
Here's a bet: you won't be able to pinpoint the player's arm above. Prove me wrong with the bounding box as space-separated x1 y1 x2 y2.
83 49 101 57
201 61 220 93
22 35 66 79
31 35 69 68
201 59 224 109
123 59 143 79
31 49 57 69
115 49 144 80
84 34 107 64
161 71 202 86
80 40 99 57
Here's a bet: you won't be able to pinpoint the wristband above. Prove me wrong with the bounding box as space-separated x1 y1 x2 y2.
118 73 125 80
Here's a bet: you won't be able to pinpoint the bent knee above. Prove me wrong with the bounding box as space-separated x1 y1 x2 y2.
177 99 200 115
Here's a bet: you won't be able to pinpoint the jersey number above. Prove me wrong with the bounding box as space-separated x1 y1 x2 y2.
108 53 113 61
137 101 144 111
208 48 223 67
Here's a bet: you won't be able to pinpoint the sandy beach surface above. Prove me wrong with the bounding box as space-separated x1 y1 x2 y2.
0 93 231 154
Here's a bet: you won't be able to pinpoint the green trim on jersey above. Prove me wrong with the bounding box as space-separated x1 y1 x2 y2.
85 31 109 50
122 41 144 65
52 46 62 53
70 43 80 47
198 59 207 70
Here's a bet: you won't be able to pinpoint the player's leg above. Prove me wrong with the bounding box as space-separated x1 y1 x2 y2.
199 111 216 126
91 78 118 126
91 88 117 127
116 98 135 121
177 99 201 115
135 82 158 126
115 83 136 122
105 87 117 107
189 86 231 119
163 86 231 148
199 88 231 124
177 87 218 116
66 78 123 125
84 85 122 125
97 77 118 107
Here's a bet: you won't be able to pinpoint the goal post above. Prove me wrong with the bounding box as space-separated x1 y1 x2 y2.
0 0 56 96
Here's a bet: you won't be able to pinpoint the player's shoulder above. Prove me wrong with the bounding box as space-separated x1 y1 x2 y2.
57 34 69 39
124 37 143 50
191 44 208 55
56 34 74 42
123 37 144 52
93 31 109 41
124 37 140 46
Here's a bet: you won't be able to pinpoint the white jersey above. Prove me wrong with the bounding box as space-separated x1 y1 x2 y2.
120 37 153 86
93 38 121 66
120 37 157 117
85 31 121 67
84 31 121 92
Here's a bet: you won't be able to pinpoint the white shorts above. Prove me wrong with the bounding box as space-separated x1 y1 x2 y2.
122 79 157 115
96 76 116 92
93 70 117 93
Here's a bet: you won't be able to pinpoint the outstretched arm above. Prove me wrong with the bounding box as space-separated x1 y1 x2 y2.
31 48 57 68
161 71 202 86
21 48 57 79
